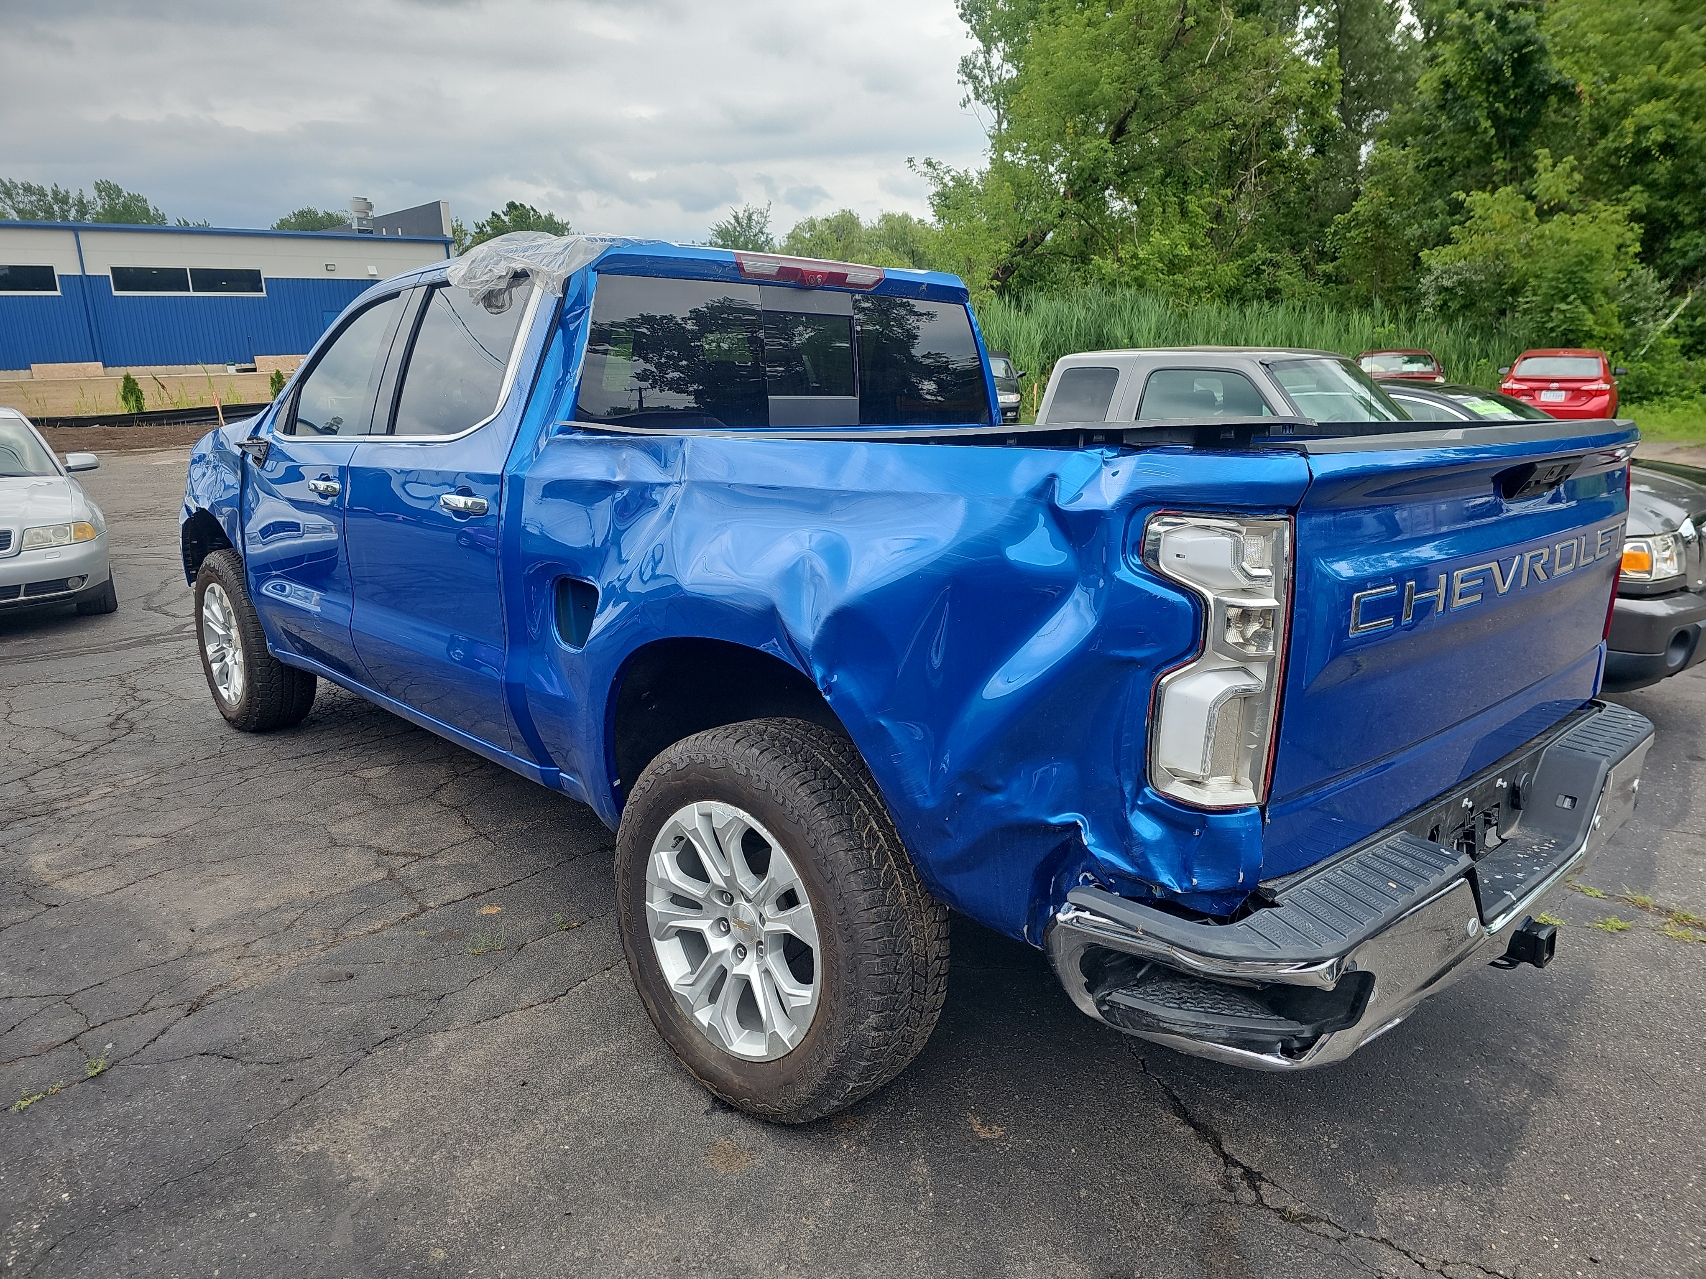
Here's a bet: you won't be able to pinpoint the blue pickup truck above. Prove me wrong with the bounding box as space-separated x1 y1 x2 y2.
181 235 1654 1122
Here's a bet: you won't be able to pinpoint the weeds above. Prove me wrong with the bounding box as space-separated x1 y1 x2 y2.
1535 912 1566 928
467 921 507 956
11 1082 66 1113
554 913 580 932
85 1055 109 1078
1570 882 1608 899
1659 922 1704 944
1590 915 1632 933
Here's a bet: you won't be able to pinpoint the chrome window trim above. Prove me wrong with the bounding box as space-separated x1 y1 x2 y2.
379 283 545 445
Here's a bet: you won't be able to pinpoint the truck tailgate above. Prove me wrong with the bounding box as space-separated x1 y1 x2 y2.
1263 421 1637 878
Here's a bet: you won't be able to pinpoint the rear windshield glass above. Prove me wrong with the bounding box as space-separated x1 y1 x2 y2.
1444 389 1554 420
1138 369 1272 419
854 295 989 426
576 277 989 428
1045 367 1120 422
1514 356 1602 379
1360 352 1437 374
0 419 57 476
1269 358 1405 422
576 276 767 428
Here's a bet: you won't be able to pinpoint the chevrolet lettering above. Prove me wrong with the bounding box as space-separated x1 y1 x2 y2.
1349 521 1627 637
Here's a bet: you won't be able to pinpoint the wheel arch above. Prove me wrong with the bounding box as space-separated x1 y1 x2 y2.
180 507 235 586
608 636 852 799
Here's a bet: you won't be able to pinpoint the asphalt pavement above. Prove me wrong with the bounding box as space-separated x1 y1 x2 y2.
2 448 1702 1279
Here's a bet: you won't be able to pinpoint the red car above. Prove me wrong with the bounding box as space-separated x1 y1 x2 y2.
1499 349 1627 419
1357 349 1445 382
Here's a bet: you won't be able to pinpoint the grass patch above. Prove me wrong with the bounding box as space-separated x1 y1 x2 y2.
1590 915 1632 933
1570 882 1608 899
85 1055 109 1078
1535 912 1566 928
1659 922 1704 943
467 920 507 956
1625 396 1706 443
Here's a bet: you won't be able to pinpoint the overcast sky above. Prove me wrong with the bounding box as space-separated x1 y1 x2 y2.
2 0 990 240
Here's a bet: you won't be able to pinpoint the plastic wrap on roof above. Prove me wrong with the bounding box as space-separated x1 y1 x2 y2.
446 231 655 304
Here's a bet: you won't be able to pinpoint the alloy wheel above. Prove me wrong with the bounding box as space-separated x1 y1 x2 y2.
201 582 245 705
645 800 821 1061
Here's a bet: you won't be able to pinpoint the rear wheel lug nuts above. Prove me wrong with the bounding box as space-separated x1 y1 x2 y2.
733 944 747 961
715 918 730 934
717 891 734 905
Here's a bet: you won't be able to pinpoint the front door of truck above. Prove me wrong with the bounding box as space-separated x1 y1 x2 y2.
242 290 409 678
344 279 535 750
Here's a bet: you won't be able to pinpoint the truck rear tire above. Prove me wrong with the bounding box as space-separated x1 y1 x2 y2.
194 550 316 732
615 718 950 1123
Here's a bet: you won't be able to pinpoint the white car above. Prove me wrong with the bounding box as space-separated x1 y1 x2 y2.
0 407 117 615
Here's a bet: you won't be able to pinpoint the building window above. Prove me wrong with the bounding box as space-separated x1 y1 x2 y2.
109 266 267 295
0 265 59 293
190 267 264 294
111 266 190 293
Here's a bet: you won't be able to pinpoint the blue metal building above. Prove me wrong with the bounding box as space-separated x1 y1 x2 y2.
0 221 451 370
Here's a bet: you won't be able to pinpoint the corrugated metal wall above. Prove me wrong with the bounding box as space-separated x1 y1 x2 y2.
0 276 374 369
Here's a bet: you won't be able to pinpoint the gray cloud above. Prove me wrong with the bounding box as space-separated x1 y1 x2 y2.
0 0 987 240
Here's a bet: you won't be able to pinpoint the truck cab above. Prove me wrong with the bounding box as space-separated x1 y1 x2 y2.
180 237 1653 1121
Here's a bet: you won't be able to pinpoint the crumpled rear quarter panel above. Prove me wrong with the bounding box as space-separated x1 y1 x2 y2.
512 303 1312 938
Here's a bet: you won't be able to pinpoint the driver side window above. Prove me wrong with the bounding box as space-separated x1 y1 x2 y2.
288 293 406 436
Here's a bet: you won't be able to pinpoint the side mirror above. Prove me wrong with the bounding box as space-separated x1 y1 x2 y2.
63 452 99 472
1614 367 1629 377
1017 370 1028 379
1498 366 1511 376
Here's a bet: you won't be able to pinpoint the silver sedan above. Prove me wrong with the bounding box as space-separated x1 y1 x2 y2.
0 407 117 615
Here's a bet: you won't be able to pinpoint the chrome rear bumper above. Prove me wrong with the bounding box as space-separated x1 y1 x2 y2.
1046 701 1654 1070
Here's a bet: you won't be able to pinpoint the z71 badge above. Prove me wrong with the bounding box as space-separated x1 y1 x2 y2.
1349 521 1625 637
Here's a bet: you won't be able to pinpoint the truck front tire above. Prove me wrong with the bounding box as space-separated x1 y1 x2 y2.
615 718 950 1123
194 550 316 732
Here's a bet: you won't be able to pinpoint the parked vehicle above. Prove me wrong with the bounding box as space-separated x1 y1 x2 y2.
180 239 1652 1122
988 350 1026 422
0 407 117 615
1605 461 1706 691
1357 348 1446 382
1381 382 1555 423
1500 349 1626 419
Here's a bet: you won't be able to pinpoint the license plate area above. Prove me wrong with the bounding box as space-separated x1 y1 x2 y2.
1540 390 1568 402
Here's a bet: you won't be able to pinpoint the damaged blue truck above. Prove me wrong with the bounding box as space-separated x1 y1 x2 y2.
180 235 1654 1122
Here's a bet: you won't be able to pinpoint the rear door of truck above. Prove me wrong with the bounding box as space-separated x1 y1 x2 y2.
1262 417 1637 878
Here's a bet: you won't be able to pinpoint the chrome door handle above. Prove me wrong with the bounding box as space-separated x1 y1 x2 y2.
307 477 341 497
439 493 489 515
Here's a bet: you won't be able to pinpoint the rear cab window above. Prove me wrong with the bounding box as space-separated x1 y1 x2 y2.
574 275 990 429
1044 367 1120 422
1137 369 1273 419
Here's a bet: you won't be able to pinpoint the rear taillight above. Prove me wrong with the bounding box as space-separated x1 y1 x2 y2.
734 252 884 289
1583 382 1612 392
1142 513 1293 810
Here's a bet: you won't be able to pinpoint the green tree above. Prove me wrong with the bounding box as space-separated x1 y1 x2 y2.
468 201 571 248
779 209 940 269
0 178 168 224
924 0 1339 297
708 203 776 252
1544 0 1706 301
1331 0 1576 304
271 207 350 231
1419 156 1642 349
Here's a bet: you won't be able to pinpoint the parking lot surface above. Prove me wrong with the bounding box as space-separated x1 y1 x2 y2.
2 448 1702 1278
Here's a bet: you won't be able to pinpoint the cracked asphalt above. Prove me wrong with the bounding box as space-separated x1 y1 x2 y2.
2 447 1703 1279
